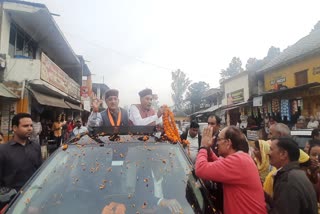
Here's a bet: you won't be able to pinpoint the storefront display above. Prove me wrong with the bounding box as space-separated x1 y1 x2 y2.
271 99 280 113
267 102 272 114
280 99 290 121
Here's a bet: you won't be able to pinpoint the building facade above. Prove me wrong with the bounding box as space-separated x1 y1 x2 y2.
0 1 84 140
257 28 320 126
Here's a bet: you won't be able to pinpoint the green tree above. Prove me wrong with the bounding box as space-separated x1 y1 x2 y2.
185 81 210 113
220 57 244 79
171 69 191 110
245 57 263 72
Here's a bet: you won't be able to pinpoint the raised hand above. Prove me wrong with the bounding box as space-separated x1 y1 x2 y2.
157 105 165 118
201 126 213 148
92 94 103 112
310 158 320 172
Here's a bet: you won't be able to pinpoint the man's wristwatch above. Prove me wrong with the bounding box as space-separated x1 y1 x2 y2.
198 146 209 151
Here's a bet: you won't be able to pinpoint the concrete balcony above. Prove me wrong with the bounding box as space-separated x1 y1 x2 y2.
3 53 80 100
5 57 41 81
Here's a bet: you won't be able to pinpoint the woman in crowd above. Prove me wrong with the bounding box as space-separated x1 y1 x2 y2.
52 114 66 147
304 128 320 153
66 119 75 139
253 140 274 183
306 139 320 204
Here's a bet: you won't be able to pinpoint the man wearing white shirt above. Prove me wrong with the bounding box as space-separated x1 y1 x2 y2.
180 121 202 163
72 119 88 136
129 88 163 126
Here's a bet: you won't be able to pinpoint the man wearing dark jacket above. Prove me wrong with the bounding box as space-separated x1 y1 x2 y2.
180 121 202 163
269 137 317 214
0 113 42 209
87 89 129 129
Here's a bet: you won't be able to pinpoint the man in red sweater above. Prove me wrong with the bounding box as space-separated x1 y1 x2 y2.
195 126 267 214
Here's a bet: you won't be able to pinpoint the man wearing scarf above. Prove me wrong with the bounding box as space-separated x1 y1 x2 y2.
87 89 128 128
129 88 163 126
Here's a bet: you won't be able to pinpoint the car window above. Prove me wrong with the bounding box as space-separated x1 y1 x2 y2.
6 141 211 214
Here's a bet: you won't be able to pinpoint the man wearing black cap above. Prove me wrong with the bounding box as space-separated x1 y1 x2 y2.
87 89 129 128
129 88 163 126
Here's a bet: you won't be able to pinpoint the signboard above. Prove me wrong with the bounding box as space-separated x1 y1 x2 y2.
68 78 80 99
81 86 89 98
40 53 80 100
253 96 263 107
227 89 244 104
270 77 286 85
313 66 320 75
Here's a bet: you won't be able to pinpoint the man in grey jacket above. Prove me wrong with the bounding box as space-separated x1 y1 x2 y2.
269 137 317 214
87 89 128 129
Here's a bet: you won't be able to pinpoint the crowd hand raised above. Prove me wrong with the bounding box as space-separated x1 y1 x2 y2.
92 95 103 113
201 126 213 148
159 199 182 213
310 158 320 172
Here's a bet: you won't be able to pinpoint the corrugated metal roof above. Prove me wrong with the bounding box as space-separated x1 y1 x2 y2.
257 29 320 73
1 0 46 8
0 83 19 98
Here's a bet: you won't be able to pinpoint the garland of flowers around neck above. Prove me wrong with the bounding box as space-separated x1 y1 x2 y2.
163 106 190 155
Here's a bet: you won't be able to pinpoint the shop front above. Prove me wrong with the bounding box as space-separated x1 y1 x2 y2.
259 82 320 129
0 83 19 141
28 80 82 144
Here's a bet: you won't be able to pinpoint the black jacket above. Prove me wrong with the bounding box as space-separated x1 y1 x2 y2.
180 129 202 148
270 161 318 214
100 107 129 126
0 140 42 191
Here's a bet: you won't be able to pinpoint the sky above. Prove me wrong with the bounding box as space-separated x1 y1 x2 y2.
33 0 320 106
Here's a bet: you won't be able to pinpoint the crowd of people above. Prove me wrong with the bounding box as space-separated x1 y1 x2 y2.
1 87 320 214
182 115 320 213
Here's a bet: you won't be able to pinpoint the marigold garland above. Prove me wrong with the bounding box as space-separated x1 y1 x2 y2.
162 105 190 155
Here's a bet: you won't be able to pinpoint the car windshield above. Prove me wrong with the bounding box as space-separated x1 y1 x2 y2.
6 136 205 214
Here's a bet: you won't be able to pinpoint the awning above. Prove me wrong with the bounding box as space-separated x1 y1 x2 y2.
65 101 82 111
29 79 68 98
261 82 320 97
190 105 221 116
0 83 19 98
202 105 221 113
222 101 251 111
29 89 70 109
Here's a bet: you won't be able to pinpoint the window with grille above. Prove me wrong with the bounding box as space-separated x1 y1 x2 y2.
8 22 37 59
